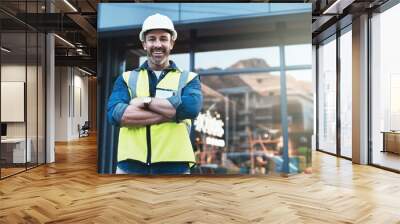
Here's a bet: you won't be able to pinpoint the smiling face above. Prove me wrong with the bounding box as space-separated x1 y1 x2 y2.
142 29 175 71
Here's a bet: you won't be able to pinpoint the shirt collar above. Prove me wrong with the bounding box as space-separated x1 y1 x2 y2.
137 60 181 72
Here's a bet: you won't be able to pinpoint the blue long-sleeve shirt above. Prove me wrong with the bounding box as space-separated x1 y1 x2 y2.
107 60 203 126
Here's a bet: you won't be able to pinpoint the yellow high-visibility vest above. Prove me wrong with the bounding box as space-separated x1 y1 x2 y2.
118 69 198 166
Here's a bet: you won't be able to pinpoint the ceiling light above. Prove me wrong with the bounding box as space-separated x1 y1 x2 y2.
78 67 92 76
54 34 75 48
1 47 11 53
76 48 86 56
63 0 78 12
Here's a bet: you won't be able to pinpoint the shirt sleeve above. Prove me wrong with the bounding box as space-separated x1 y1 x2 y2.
107 75 131 126
167 76 203 121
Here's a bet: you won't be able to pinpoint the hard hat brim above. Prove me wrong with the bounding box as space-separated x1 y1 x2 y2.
139 29 177 42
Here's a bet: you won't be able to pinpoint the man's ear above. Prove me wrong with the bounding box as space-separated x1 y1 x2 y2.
142 41 146 50
170 40 175 50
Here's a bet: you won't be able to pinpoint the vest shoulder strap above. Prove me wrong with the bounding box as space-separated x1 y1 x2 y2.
178 71 198 87
124 70 139 99
122 71 130 83
177 70 190 91
124 69 196 98
187 71 198 84
176 70 199 98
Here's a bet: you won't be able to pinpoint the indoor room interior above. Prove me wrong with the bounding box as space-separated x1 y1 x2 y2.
0 0 400 223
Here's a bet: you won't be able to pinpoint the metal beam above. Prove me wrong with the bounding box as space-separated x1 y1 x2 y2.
198 65 312 76
55 55 96 69
312 15 335 33
67 13 97 46
322 0 356 15
279 45 290 174
2 12 86 32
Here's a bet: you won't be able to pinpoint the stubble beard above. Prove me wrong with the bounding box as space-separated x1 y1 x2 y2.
148 48 170 69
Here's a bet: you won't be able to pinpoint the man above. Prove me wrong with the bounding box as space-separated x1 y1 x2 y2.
107 13 203 175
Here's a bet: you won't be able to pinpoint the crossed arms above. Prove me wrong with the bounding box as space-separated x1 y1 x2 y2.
107 74 203 127
120 97 175 127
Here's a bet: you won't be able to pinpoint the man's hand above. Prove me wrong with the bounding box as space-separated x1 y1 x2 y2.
129 97 176 119
129 97 144 108
121 104 170 127
147 98 176 119
120 96 177 127
121 97 174 127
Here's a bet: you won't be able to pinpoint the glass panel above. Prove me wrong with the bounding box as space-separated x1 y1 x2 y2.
1 30 27 177
98 3 179 30
195 47 280 71
181 3 310 21
285 44 312 66
270 3 311 12
286 69 313 173
371 4 400 171
25 0 38 169
38 33 45 164
339 29 352 158
27 31 38 169
0 1 46 178
98 3 311 31
317 37 337 154
195 72 283 174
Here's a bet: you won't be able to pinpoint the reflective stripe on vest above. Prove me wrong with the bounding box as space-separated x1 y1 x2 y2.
118 69 198 166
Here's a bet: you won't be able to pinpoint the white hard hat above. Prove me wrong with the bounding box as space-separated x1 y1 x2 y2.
139 13 177 41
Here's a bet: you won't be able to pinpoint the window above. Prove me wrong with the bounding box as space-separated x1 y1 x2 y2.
0 3 46 179
339 29 352 158
195 45 312 174
371 3 400 171
317 37 337 154
195 47 280 71
285 44 312 66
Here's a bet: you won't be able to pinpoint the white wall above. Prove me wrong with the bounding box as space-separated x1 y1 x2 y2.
1 63 46 164
71 71 89 138
55 67 89 141
55 67 68 141
1 64 39 138
1 65 26 142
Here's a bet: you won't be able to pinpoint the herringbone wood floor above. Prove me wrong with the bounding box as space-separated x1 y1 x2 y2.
1 135 400 224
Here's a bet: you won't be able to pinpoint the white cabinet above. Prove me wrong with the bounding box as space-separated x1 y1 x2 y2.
1 138 32 163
